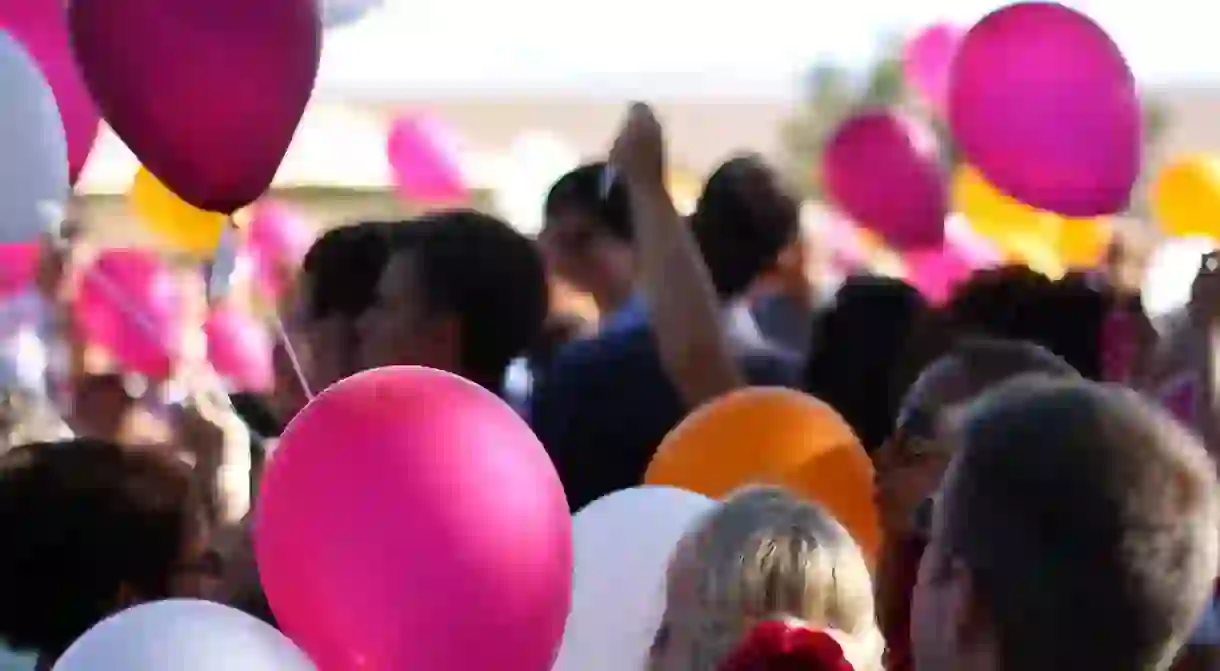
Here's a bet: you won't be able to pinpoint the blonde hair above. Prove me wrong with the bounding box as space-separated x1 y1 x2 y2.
652 486 885 671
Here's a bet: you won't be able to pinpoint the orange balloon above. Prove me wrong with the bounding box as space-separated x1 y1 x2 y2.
644 388 879 561
781 449 882 561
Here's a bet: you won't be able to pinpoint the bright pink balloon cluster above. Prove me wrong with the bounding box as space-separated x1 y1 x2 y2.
823 110 948 250
387 114 469 203
0 1 100 184
949 2 1140 217
75 249 183 380
256 366 573 671
69 0 321 213
902 23 962 114
205 306 273 392
0 243 40 300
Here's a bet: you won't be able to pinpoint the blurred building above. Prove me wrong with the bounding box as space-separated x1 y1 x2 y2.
74 86 1220 250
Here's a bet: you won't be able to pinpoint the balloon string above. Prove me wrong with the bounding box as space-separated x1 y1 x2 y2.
271 315 314 402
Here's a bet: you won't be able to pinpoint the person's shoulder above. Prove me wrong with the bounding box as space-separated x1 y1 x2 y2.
550 322 656 371
736 340 802 387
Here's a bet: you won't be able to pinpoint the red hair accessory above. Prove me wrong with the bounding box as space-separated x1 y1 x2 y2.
719 620 855 671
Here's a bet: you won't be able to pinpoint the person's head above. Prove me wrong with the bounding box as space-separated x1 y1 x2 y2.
913 378 1220 671
875 338 1078 533
691 155 800 301
804 275 929 452
0 439 212 660
274 221 392 417
359 210 549 391
651 487 884 671
540 162 636 309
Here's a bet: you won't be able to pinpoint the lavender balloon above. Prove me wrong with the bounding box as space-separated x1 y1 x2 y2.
822 110 948 250
948 2 1140 218
69 0 321 214
1 1 100 184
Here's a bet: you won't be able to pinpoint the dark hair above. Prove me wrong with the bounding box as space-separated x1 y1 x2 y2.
405 210 549 388
803 276 929 451
0 439 203 656
939 378 1219 671
691 154 800 299
543 162 633 242
940 266 1112 380
300 221 393 320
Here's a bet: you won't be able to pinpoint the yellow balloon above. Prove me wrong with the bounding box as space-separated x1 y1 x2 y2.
130 168 226 255
1153 155 1220 239
952 165 1104 273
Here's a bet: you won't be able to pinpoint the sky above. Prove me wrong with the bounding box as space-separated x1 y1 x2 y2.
317 0 1220 99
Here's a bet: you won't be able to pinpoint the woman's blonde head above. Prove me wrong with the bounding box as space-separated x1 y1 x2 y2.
652 486 884 671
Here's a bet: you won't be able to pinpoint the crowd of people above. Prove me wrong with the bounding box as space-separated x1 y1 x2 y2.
0 101 1216 671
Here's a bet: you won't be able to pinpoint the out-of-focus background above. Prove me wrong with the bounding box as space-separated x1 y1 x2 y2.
73 0 1220 247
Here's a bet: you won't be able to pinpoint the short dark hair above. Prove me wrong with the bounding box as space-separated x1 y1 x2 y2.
691 154 800 299
0 439 204 656
940 378 1219 671
804 275 929 451
543 162 633 242
948 337 1079 390
300 221 393 320
407 210 549 388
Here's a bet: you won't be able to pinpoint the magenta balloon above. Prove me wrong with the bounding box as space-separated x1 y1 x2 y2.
0 243 40 299
255 366 572 671
387 114 469 203
822 110 947 250
75 249 183 379
902 23 962 113
248 201 312 266
905 243 974 304
69 1 321 213
205 306 273 392
1 2 100 184
948 2 1140 217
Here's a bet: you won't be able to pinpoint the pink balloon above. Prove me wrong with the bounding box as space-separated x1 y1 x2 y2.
0 2 100 184
205 306 273 392
255 366 572 671
0 243 40 299
248 201 312 266
948 2 1140 217
902 23 962 113
906 221 998 303
69 1 321 213
823 110 948 250
387 114 469 203
75 249 183 379
246 201 311 298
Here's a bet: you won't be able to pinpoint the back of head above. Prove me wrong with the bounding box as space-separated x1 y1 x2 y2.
804 276 929 450
410 210 549 387
0 439 203 657
300 221 393 321
544 162 633 242
943 377 1220 671
692 155 800 300
657 487 883 671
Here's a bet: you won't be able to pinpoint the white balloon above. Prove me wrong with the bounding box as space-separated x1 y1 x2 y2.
52 600 315 671
318 0 383 28
1141 236 1217 330
553 486 717 671
0 31 69 244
